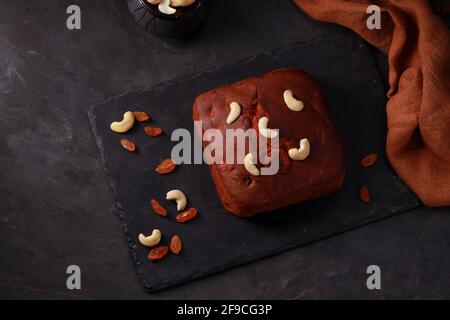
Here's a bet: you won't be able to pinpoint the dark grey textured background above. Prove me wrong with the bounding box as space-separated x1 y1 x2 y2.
0 0 449 299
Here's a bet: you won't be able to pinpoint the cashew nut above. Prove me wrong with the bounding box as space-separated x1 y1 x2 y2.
166 189 187 211
171 0 196 7
146 0 161 4
226 102 241 125
138 229 161 247
288 138 310 161
283 90 304 112
258 117 278 139
244 153 260 176
159 0 176 14
110 111 135 133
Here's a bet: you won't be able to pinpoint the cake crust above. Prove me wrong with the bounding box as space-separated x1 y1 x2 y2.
193 68 345 217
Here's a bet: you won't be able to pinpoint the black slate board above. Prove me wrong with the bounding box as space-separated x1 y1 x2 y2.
89 32 420 292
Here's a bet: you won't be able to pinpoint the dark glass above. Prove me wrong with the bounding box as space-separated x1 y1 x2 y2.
128 0 211 37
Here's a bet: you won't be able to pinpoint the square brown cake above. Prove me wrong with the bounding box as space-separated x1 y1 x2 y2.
193 68 345 217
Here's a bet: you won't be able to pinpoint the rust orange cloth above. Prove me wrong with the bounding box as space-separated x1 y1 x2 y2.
293 0 450 207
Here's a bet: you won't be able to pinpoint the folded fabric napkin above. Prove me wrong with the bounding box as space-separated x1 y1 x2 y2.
293 0 450 207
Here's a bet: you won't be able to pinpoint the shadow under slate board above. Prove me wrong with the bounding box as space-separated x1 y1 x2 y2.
89 32 420 292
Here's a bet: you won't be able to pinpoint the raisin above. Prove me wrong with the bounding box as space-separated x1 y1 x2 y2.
155 159 176 175
150 199 168 217
361 153 378 168
170 235 182 255
360 186 371 203
133 111 150 122
144 127 163 137
176 208 198 223
120 139 136 152
148 246 169 261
